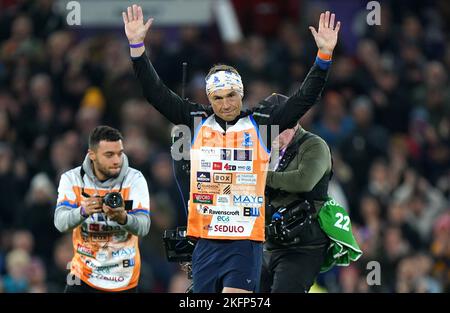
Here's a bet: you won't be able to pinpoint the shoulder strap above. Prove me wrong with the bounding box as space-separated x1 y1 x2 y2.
79 167 90 198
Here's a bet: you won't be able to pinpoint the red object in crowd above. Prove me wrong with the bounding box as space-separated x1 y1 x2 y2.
231 0 300 37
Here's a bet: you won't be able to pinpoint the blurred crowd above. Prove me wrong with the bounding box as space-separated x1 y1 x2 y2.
0 0 449 293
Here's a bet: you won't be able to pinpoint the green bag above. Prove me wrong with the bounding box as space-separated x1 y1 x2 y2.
317 197 363 273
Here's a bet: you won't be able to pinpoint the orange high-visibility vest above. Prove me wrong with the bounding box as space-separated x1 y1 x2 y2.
187 115 270 241
56 167 149 292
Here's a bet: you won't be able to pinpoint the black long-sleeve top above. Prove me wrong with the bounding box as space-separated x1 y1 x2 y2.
131 53 330 132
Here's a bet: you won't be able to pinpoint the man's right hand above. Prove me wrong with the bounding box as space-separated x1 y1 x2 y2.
122 4 153 44
309 11 340 56
80 196 103 216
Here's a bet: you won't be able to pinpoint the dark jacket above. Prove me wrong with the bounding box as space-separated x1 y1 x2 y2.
265 127 332 250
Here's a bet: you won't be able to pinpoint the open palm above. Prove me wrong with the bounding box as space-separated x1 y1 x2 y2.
309 11 341 55
122 4 153 44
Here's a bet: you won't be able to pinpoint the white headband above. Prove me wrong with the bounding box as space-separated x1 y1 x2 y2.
205 70 244 98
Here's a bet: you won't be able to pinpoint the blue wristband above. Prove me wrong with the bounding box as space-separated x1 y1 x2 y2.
315 56 332 70
129 42 144 48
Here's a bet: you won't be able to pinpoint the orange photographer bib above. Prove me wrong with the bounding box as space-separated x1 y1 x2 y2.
187 115 270 241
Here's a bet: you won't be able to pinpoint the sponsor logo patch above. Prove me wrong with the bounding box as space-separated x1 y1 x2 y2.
89 224 100 232
216 195 230 205
196 183 221 194
213 173 232 184
198 205 240 216
213 162 223 171
200 147 217 155
196 172 211 182
200 160 211 170
112 247 136 258
213 225 245 233
222 185 231 194
217 215 230 223
95 251 108 262
223 163 237 171
193 193 214 204
198 205 210 214
236 174 257 185
242 132 253 147
122 259 135 268
220 149 232 160
91 234 108 242
234 149 252 161
237 165 253 172
88 273 125 283
77 244 94 258
243 207 261 217
233 195 264 206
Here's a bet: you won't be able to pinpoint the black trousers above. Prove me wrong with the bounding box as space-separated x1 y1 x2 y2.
260 244 328 293
64 280 138 293
261 218 329 293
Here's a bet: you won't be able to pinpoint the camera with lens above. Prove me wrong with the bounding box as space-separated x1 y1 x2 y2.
266 200 314 243
162 226 196 263
102 192 124 209
162 226 195 291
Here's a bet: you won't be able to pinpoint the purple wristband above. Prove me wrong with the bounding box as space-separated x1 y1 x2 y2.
129 42 144 48
80 206 88 218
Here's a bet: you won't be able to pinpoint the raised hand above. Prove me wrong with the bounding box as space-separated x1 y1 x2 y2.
309 11 341 55
122 4 153 44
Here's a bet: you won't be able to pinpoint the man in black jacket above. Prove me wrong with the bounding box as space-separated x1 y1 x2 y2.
260 94 332 293
123 4 340 293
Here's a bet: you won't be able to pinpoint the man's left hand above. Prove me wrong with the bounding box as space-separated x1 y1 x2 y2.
309 11 341 55
103 205 128 225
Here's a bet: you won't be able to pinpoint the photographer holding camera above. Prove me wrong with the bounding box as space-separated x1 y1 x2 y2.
54 126 150 293
261 102 332 293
